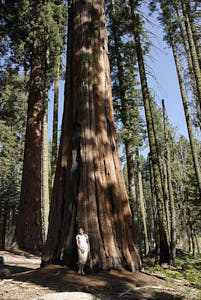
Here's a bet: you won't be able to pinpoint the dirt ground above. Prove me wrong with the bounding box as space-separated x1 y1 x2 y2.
0 250 199 300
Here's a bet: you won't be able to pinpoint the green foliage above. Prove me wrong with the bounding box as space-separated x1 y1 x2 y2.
1 0 67 88
146 253 201 288
0 67 27 245
106 0 146 151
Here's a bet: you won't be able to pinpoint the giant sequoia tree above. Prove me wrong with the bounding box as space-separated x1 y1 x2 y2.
3 0 66 250
42 0 141 272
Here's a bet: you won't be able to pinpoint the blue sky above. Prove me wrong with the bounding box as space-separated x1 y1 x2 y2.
48 8 190 156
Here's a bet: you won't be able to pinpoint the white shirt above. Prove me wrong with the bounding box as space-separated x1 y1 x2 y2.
76 234 88 248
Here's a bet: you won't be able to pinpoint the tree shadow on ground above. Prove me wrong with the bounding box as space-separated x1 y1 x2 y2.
151 292 184 300
6 264 186 299
0 263 34 275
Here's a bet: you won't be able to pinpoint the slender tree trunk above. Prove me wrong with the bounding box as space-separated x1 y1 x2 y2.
41 95 50 243
136 150 149 256
125 142 140 250
0 209 7 249
190 223 196 257
181 1 201 108
162 99 176 265
185 0 201 68
176 9 201 127
130 4 170 264
149 153 160 264
170 36 201 195
181 202 188 252
187 226 192 253
160 155 171 236
42 0 141 272
16 54 43 251
195 231 200 254
51 57 60 190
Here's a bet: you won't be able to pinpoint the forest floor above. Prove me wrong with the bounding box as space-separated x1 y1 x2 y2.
0 249 200 300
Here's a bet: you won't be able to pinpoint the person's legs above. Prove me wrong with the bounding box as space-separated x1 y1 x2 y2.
78 263 82 274
81 264 85 275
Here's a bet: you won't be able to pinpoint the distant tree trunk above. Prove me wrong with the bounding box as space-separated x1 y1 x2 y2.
130 5 170 264
125 142 140 249
162 99 176 265
180 202 188 252
41 94 50 243
148 153 160 263
195 230 200 254
160 155 171 236
42 0 141 272
51 57 60 190
170 36 201 196
189 223 196 257
16 54 43 251
0 209 7 249
187 227 192 253
136 150 149 256
181 1 201 107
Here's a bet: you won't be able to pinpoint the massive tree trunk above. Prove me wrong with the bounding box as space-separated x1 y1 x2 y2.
129 3 170 263
170 36 201 196
162 99 176 265
42 0 141 272
16 55 43 251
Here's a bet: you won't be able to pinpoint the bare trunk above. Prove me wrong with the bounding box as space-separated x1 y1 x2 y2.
160 155 171 236
187 227 192 253
190 223 196 257
162 99 176 265
136 151 149 256
51 57 60 190
148 153 160 263
195 231 200 254
181 202 188 252
16 55 43 251
125 142 140 250
41 95 49 243
0 210 7 249
42 0 141 272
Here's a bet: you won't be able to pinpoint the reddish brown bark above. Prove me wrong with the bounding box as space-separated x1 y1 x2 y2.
16 56 43 251
42 0 141 272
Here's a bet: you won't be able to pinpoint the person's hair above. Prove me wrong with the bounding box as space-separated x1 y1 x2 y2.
79 227 84 232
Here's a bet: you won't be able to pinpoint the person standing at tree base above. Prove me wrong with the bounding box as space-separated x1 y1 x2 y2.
76 228 90 275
